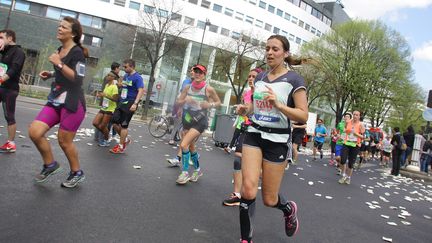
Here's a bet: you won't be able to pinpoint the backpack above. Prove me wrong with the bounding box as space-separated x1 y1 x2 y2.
398 135 407 151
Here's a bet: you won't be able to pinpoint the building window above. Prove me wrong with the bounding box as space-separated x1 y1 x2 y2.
316 30 321 37
281 30 288 37
157 9 168 18
276 9 283 17
296 37 301 44
298 20 304 28
201 0 210 9
312 8 323 20
144 5 155 14
29 3 47 16
61 9 76 18
305 23 310 31
292 0 300 6
209 24 218 33
46 7 61 19
311 27 316 34
213 4 222 13
288 34 294 41
284 12 290 21
249 0 257 5
255 19 263 28
273 27 280 34
259 1 266 9
224 8 233 17
300 1 309 11
0 0 12 6
291 16 298 24
245 15 254 24
231 31 241 40
306 4 312 14
235 12 244 21
82 34 102 47
197 20 205 29
221 28 230 36
184 16 194 26
114 0 125 7
264 23 271 31
188 0 198 5
91 36 103 47
86 57 99 67
323 15 332 26
98 0 110 2
267 4 275 13
78 14 102 29
129 1 140 10
171 13 182 22
14 0 29 12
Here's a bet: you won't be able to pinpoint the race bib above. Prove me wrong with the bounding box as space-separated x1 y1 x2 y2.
52 91 67 106
120 88 128 99
102 97 109 108
348 133 357 142
0 63 7 77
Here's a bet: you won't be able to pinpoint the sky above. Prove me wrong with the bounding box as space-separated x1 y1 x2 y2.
340 0 432 93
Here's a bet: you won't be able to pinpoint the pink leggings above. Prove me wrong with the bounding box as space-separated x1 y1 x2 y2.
35 103 85 132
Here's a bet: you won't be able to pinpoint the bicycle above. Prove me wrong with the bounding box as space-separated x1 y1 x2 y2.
148 114 182 141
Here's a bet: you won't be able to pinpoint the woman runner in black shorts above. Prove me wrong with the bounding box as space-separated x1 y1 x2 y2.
236 35 308 242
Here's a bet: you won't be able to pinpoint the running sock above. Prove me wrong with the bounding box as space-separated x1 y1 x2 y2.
191 151 200 170
45 161 57 168
240 197 256 242
234 192 241 198
274 194 292 215
73 170 83 176
8 140 15 145
182 149 191 171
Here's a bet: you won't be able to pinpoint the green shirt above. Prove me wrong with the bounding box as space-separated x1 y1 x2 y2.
101 83 119 112
336 121 346 145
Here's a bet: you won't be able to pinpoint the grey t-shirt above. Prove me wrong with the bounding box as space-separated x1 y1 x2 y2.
248 70 306 143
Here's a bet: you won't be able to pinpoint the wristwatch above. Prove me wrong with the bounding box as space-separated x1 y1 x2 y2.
57 63 64 70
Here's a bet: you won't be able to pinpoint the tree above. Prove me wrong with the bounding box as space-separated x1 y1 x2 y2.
214 33 264 104
132 0 191 119
301 20 414 125
386 82 426 132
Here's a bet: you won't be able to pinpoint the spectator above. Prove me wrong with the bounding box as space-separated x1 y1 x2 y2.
402 125 415 167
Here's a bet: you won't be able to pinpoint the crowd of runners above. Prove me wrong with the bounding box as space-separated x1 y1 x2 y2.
2 16 432 243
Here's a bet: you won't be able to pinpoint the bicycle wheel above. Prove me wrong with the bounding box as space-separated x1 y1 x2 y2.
148 115 169 138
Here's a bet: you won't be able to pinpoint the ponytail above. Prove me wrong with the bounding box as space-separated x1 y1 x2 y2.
76 42 89 58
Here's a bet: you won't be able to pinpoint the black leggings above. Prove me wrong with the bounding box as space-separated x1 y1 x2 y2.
341 145 360 169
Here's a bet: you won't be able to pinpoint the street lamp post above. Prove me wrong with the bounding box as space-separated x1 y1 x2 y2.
5 0 16 29
197 18 211 64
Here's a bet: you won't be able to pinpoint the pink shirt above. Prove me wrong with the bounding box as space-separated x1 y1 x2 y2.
243 89 253 104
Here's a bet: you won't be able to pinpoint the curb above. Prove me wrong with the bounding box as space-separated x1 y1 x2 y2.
400 168 432 182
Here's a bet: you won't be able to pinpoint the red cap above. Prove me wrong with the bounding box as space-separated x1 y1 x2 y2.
193 64 207 74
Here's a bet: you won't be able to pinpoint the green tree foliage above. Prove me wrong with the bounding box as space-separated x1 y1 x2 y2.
301 20 418 127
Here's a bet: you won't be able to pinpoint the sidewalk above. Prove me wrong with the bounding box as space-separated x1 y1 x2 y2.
400 165 432 182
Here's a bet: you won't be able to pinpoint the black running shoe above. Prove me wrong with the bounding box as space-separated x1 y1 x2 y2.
35 162 62 183
284 201 299 237
223 193 240 206
61 171 85 188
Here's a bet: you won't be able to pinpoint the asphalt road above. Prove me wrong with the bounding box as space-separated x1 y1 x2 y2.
0 100 431 243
